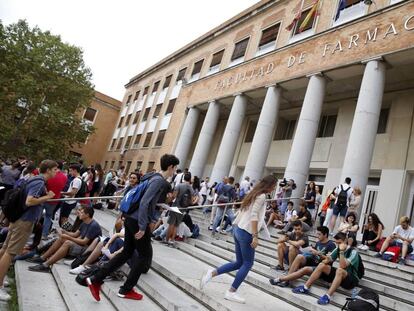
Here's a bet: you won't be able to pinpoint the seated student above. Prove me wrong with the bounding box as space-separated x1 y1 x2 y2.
283 201 297 224
27 206 102 272
337 212 359 245
266 201 283 227
281 201 312 233
275 220 309 271
358 213 384 251
375 216 414 265
292 232 360 305
269 226 336 287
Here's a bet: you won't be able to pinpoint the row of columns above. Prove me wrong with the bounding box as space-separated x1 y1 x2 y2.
175 59 386 200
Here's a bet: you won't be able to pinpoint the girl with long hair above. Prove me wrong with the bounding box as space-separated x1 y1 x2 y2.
200 175 277 303
359 213 384 251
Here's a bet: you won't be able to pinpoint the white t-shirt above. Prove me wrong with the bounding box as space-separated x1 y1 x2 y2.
200 181 210 196
393 225 414 244
65 177 82 205
240 180 251 193
284 209 297 222
174 173 184 188
334 183 354 207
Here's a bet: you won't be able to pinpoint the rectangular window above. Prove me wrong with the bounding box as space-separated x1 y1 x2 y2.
126 95 132 105
133 111 140 124
274 118 297 140
191 59 204 76
244 120 258 143
136 161 143 171
147 161 155 172
125 114 132 126
345 0 364 8
118 161 123 169
153 104 162 118
155 130 166 146
143 132 153 147
258 23 280 50
176 68 187 82
165 99 176 115
210 50 224 69
104 161 108 170
317 115 337 137
294 7 316 35
125 136 132 149
143 86 149 96
110 138 116 150
126 161 132 174
163 75 172 89
153 81 160 93
116 137 124 150
133 91 140 101
133 134 142 148
83 107 97 122
110 161 115 169
142 107 151 121
231 38 249 61
334 0 365 26
117 116 124 128
377 108 389 134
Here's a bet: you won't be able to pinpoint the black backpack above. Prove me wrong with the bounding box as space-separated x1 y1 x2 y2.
342 288 379 311
1 176 44 222
179 186 192 208
337 185 350 209
74 177 87 198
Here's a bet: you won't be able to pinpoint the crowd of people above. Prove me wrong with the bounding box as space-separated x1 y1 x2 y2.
0 155 413 307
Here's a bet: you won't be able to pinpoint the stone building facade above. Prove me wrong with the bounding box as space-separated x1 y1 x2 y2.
104 0 414 234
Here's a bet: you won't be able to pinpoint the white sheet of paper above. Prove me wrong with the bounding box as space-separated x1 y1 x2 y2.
157 203 182 214
259 222 271 240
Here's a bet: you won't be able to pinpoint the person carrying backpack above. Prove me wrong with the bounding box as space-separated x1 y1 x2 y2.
60 164 86 226
292 232 363 306
329 177 353 234
85 154 179 302
211 176 237 236
165 172 194 246
0 160 57 301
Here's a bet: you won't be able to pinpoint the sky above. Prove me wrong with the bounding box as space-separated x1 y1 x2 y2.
0 0 258 101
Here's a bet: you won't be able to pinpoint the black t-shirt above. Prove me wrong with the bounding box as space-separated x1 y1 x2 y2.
298 209 313 227
305 190 316 209
158 179 172 204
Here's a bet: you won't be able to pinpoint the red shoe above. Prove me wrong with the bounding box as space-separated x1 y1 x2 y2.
86 277 101 301
117 288 143 300
175 236 184 241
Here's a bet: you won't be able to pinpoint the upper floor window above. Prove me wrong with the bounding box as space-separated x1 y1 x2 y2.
165 99 176 115
152 81 160 94
257 23 280 56
116 137 124 150
83 107 97 123
133 111 140 124
143 86 149 96
133 91 140 102
126 95 132 106
334 0 365 26
189 59 204 82
117 116 124 128
208 50 224 75
125 114 132 126
163 75 172 89
176 68 187 83
124 135 132 149
274 118 296 140
153 104 162 118
143 132 153 147
377 108 389 134
133 134 142 148
110 138 116 150
142 107 151 121
317 115 337 138
289 1 319 43
230 37 249 67
155 130 166 146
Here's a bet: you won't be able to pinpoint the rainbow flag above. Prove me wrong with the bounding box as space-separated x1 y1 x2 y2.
298 0 321 33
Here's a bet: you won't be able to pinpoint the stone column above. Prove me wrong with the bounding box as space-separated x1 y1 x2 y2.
340 60 386 197
284 74 326 203
243 85 282 182
210 94 248 183
174 107 200 168
189 101 220 177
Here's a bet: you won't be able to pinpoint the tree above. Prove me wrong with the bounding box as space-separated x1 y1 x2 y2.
0 20 95 162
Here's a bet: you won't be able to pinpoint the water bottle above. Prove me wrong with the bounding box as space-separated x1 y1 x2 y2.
351 288 358 299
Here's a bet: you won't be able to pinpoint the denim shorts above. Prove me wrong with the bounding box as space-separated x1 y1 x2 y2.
333 204 348 217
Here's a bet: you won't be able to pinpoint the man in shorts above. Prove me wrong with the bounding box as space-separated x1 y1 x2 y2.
329 177 353 233
270 226 335 287
59 163 83 226
292 232 361 305
0 160 57 301
28 205 102 272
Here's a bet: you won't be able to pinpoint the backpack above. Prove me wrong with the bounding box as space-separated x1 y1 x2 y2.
1 176 44 222
337 185 351 209
382 246 400 263
217 185 231 204
346 248 364 279
342 288 379 311
191 224 200 238
239 188 246 200
179 186 192 208
74 177 87 198
119 180 150 214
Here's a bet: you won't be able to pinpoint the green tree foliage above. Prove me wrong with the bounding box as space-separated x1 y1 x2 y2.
0 20 95 162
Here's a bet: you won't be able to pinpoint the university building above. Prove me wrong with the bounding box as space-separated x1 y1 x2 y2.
104 0 414 234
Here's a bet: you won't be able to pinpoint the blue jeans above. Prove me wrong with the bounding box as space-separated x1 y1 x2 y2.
280 200 288 215
216 226 255 290
42 203 56 237
212 206 235 233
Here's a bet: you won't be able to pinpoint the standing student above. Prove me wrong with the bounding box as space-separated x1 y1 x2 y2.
85 154 179 301
200 176 277 304
329 177 353 233
59 164 83 226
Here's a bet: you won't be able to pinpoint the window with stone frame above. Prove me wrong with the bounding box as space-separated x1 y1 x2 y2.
110 161 115 169
153 104 162 118
191 59 204 76
117 116 124 128
136 161 143 171
244 120 258 143
116 137 124 150
209 50 224 70
83 107 97 123
133 111 140 124
176 68 187 82
293 7 316 35
124 136 132 149
143 86 149 96
133 134 142 148
153 81 160 93
143 132 153 147
163 75 172 89
125 161 132 174
133 90 140 101
317 115 337 137
231 38 249 61
165 99 176 115
126 94 132 105
142 107 151 121
155 130 166 146
110 138 116 150
258 23 280 51
125 114 132 126
147 161 156 172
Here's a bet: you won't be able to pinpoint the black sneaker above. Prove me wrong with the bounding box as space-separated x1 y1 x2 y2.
269 278 280 286
275 264 285 271
277 281 290 288
26 256 45 264
28 264 50 273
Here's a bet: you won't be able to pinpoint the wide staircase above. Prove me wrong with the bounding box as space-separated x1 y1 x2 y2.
14 207 414 311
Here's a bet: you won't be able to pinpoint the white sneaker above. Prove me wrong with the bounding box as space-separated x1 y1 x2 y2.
0 287 11 301
224 290 245 304
69 265 86 275
361 245 369 251
3 276 9 287
200 269 214 290
64 259 74 266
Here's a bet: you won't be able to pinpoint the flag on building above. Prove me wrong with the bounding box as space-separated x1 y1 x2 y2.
335 0 347 21
286 1 303 31
298 0 321 33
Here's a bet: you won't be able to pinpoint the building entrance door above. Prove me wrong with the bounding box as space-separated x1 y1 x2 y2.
407 176 414 226
357 185 379 240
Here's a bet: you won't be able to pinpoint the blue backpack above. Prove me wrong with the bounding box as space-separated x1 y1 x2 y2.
119 180 150 214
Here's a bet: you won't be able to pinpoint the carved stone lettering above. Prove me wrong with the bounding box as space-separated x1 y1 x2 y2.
383 23 398 38
405 14 414 31
348 34 359 49
365 28 378 44
332 40 343 54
